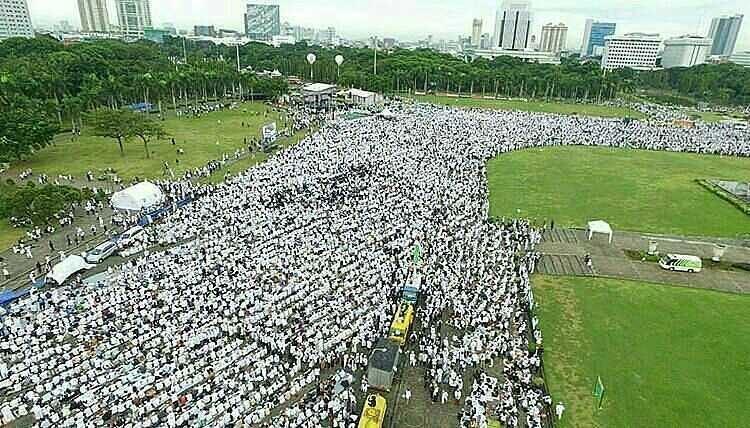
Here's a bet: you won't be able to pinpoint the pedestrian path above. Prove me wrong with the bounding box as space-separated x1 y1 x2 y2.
537 228 750 294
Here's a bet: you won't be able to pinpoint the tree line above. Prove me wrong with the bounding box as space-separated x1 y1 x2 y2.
0 36 288 162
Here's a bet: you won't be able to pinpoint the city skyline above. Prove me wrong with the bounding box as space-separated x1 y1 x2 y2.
24 0 750 50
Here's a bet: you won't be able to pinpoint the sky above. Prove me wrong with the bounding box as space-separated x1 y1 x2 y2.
27 0 750 51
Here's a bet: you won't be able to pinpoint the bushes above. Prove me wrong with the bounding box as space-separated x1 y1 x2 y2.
0 182 84 226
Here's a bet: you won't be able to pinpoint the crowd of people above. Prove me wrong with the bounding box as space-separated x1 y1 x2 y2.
0 101 748 428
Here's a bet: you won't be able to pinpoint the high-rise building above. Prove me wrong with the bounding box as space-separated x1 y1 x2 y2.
480 33 491 49
539 22 567 54
78 0 110 32
580 19 616 57
662 35 712 68
194 25 216 37
0 0 33 40
115 0 152 38
601 33 661 71
729 51 750 67
471 18 482 46
244 3 280 40
323 26 337 45
708 14 743 57
493 0 532 50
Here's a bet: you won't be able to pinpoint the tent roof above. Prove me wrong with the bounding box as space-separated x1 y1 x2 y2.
587 220 613 235
302 83 337 93
349 88 375 97
47 255 94 284
111 181 164 211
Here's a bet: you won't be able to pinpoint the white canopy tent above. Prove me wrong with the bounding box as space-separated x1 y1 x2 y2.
110 181 164 211
587 220 613 243
46 255 94 284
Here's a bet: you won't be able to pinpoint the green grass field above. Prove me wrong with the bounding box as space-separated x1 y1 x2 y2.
487 147 750 237
533 275 750 428
3 102 285 182
414 95 645 119
0 220 23 251
200 129 311 185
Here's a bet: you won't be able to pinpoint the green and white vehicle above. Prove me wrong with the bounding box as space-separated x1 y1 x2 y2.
659 254 702 273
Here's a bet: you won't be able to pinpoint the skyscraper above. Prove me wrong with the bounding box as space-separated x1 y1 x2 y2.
662 35 712 69
471 19 483 46
0 0 33 40
539 23 567 54
602 33 660 71
78 0 110 32
115 0 151 38
493 0 532 50
708 14 743 57
580 19 616 57
244 3 280 41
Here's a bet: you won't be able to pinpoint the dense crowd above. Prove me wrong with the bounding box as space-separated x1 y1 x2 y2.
0 102 748 428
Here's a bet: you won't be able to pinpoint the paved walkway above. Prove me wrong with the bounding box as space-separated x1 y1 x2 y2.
538 228 750 294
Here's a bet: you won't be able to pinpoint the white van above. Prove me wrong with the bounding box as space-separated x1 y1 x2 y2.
658 254 702 273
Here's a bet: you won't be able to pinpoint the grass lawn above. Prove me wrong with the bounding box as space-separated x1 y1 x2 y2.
487 146 750 237
687 110 727 123
414 94 645 119
0 219 23 251
200 129 312 185
533 275 750 428
3 102 286 182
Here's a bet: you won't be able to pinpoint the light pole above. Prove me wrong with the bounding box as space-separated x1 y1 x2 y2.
372 37 378 75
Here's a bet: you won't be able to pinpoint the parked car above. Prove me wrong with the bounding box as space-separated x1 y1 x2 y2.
115 226 146 248
83 241 118 264
658 254 702 273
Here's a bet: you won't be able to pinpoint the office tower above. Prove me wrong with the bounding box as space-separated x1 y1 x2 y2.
539 22 567 54
729 51 750 67
480 33 491 49
115 0 152 38
0 0 33 40
323 26 336 45
708 14 743 57
662 35 712 68
194 25 216 37
601 33 661 71
580 19 616 57
471 18 482 46
78 0 110 32
493 0 532 50
244 3 280 40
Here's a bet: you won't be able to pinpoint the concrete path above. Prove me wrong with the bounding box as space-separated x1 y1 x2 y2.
538 228 750 294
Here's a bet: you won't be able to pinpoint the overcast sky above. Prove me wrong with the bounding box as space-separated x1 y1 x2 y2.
27 0 750 50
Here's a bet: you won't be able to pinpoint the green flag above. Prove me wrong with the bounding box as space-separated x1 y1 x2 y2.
412 244 422 265
592 376 605 409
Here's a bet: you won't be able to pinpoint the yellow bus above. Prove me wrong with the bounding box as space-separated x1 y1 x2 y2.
388 303 414 345
358 394 387 428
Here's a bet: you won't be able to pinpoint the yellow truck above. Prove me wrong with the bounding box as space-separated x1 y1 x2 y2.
358 394 387 428
388 302 414 346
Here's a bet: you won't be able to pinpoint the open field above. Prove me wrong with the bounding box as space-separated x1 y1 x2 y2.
533 275 750 428
414 94 645 119
487 147 750 238
2 102 284 182
0 220 23 252
200 129 311 185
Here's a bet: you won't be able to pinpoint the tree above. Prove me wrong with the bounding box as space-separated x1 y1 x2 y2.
86 109 139 156
0 96 59 161
131 115 167 158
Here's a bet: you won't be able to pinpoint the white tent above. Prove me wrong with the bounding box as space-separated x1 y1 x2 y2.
587 220 613 243
47 255 94 284
110 181 164 211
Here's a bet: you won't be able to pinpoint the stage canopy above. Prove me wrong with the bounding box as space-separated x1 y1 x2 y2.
111 181 164 211
587 220 613 243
